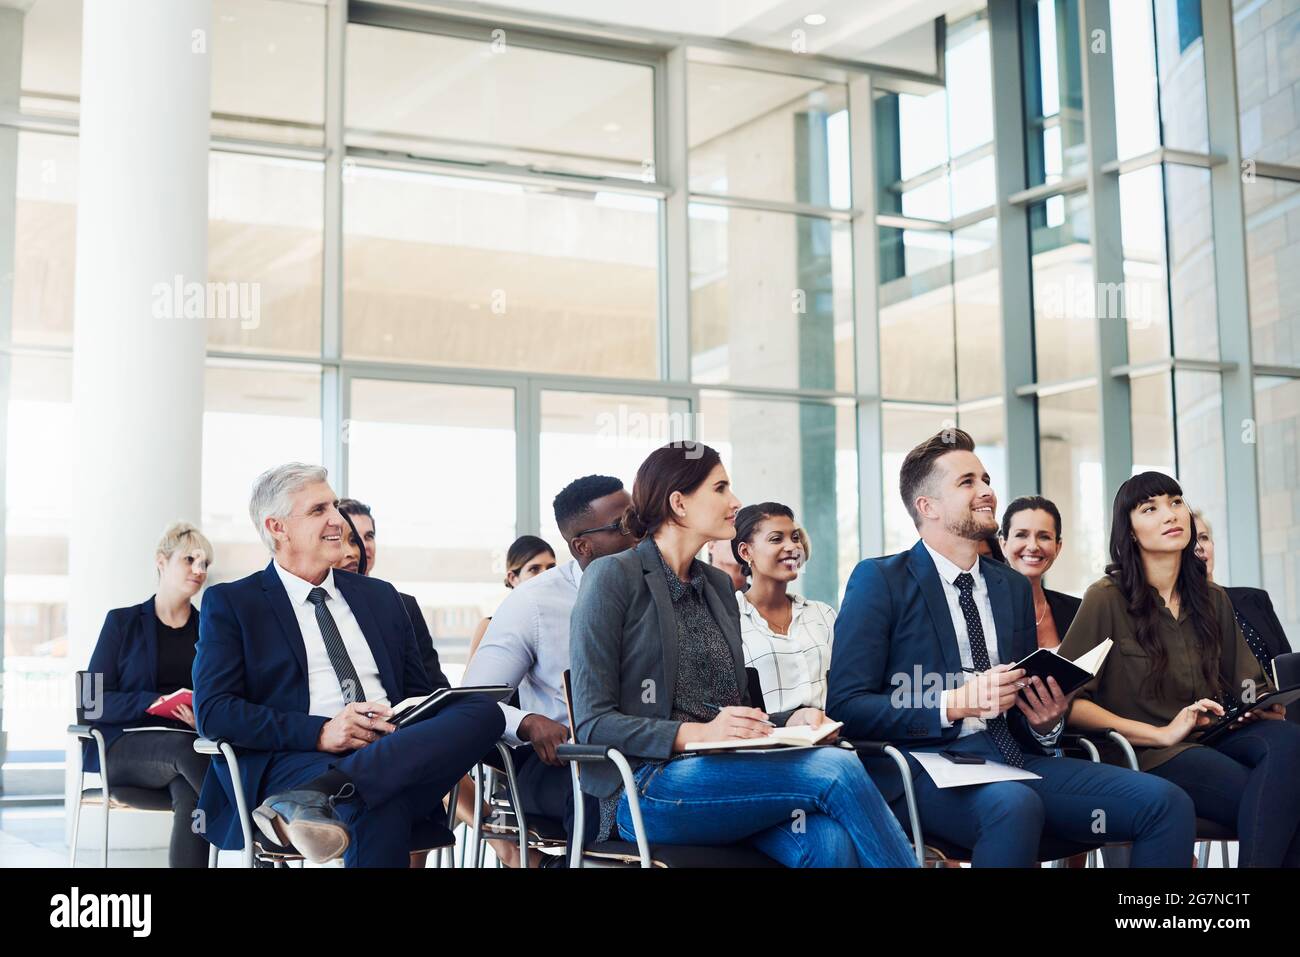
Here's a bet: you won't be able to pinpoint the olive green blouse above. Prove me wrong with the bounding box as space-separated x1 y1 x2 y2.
1059 577 1270 771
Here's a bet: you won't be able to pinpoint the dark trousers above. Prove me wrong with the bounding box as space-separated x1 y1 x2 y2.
892 731 1195 867
260 694 505 867
1150 720 1300 867
107 731 210 868
510 745 599 858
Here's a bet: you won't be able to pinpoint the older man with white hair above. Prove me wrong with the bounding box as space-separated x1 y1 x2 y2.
192 463 503 866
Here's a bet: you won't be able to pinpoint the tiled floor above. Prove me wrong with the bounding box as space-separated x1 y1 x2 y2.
0 806 168 868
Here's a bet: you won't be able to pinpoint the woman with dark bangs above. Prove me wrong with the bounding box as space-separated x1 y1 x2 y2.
1060 471 1300 866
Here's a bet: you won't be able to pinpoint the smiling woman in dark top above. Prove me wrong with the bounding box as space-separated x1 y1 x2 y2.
84 522 214 868
999 496 1080 650
569 443 915 867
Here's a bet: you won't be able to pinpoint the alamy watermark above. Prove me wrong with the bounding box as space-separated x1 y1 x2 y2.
152 275 261 330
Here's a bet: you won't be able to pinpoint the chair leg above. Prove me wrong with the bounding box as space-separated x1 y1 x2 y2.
470 763 484 870
68 793 83 868
1219 841 1231 868
208 843 219 868
1196 840 1210 868
101 798 110 868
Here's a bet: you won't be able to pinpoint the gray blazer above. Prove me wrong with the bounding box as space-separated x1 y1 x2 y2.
570 537 787 798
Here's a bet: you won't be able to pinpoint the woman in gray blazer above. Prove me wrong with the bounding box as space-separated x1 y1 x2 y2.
569 443 915 867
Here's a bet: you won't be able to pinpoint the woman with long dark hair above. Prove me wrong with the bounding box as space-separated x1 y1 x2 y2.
569 443 915 867
1061 471 1300 866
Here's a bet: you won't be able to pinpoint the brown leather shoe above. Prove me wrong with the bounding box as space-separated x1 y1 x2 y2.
252 782 355 863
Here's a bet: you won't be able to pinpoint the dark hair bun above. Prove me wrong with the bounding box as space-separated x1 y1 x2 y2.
621 508 648 539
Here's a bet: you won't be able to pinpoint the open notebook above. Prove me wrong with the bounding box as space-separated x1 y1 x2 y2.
684 720 843 752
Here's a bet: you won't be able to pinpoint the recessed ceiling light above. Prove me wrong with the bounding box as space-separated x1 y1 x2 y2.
603 122 622 133
804 13 827 26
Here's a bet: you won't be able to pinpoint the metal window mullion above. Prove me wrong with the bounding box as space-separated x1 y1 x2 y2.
849 73 883 558
1200 0 1261 587
988 0 1039 498
1079 0 1132 521
662 45 690 383
517 378 540 537
323 0 346 484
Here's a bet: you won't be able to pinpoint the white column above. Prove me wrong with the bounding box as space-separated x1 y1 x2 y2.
66 0 211 848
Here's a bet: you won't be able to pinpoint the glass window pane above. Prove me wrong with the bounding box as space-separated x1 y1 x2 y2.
1174 370 1227 581
347 25 654 182
207 153 323 357
346 378 516 670
1120 166 1172 365
689 62 848 208
1152 0 1209 153
1031 192 1095 381
1244 176 1300 367
1234 0 1300 166
18 0 81 119
1038 386 1106 596
878 228 955 403
955 218 1003 400
4 353 73 754
11 131 78 348
898 90 948 182
201 361 322 585
211 0 326 146
538 391 678 550
951 154 996 218
946 13 993 159
958 401 1009 517
882 406 955 557
689 203 852 392
1255 376 1300 638
700 395 858 607
1024 0 1086 188
1110 0 1161 160
344 169 660 378
1131 372 1176 475
1164 164 1219 359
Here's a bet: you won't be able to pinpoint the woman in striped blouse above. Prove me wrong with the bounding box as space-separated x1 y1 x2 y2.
732 502 838 714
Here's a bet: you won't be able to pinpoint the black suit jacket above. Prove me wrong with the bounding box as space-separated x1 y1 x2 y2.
1044 588 1081 640
1224 586 1297 724
1225 587 1293 666
399 592 450 690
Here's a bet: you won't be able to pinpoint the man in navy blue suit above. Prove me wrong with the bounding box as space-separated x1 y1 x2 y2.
193 463 503 866
827 429 1195 866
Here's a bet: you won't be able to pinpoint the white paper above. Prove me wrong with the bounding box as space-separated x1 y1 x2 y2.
1070 637 1113 675
911 750 1042 789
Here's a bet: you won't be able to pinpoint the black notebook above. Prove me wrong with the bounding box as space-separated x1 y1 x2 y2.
386 685 514 729
1196 685 1300 746
1013 638 1113 698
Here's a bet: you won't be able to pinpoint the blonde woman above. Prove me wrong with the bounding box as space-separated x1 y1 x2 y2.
83 522 214 867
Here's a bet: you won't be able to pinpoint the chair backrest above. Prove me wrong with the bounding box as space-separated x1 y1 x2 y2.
745 666 767 712
561 669 577 736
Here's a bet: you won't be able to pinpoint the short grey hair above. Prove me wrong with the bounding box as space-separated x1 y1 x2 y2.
249 463 329 553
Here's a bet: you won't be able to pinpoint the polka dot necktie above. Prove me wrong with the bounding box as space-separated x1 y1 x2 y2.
308 587 367 705
955 572 1024 768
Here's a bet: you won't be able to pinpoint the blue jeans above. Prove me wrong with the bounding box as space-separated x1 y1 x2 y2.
901 731 1195 867
615 746 917 868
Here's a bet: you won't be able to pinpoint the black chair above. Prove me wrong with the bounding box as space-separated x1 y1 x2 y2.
467 741 569 868
67 670 180 867
558 670 780 867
